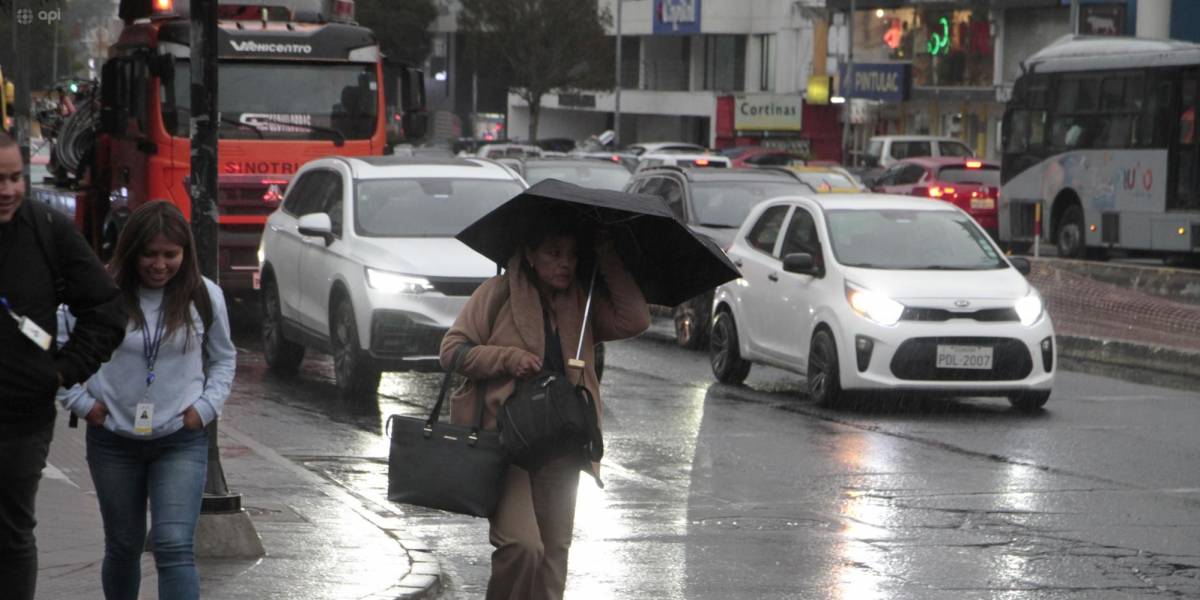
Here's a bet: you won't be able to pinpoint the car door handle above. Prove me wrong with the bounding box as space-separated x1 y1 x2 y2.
733 259 743 267
767 273 779 282
269 225 281 232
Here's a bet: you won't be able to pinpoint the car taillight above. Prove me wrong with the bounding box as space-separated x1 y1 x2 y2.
695 159 710 166
928 186 944 198
966 160 982 168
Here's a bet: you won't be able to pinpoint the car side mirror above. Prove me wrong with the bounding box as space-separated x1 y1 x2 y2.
298 212 335 246
1009 256 1032 275
782 252 819 276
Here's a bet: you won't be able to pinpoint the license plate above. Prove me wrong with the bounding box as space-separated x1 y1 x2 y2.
252 270 262 290
936 345 993 369
970 197 995 210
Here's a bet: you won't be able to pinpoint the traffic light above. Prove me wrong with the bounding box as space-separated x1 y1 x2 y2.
68 81 79 93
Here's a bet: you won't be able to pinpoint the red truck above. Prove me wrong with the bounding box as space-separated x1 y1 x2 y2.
35 0 426 293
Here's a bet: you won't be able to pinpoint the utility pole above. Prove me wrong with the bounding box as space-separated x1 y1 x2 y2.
189 0 263 559
613 0 622 148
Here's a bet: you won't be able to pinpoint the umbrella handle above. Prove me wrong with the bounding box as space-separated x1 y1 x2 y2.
571 265 599 372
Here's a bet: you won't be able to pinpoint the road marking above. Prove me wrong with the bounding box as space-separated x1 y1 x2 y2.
42 463 79 488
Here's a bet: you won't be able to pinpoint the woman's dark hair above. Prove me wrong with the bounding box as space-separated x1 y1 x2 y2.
109 201 212 346
519 207 595 282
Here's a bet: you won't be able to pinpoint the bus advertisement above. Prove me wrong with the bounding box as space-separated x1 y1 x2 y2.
999 36 1199 262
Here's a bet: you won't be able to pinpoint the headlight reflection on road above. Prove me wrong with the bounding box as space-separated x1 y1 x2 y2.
831 432 898 599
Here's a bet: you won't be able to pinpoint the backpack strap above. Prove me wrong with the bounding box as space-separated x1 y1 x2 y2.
29 203 67 303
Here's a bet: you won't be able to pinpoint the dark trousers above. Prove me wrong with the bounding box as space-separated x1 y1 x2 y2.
0 420 55 600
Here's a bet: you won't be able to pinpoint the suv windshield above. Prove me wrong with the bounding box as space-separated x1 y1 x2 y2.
690 181 810 227
163 61 379 141
827 209 1006 270
355 179 523 237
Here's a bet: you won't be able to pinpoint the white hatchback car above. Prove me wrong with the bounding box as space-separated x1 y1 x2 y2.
710 194 1055 410
258 156 525 400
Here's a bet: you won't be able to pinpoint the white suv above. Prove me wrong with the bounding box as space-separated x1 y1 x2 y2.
864 135 974 168
258 156 526 400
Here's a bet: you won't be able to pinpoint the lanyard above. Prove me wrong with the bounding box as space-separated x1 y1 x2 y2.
141 307 167 387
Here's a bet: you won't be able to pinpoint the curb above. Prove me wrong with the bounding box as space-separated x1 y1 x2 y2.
218 423 443 600
1056 334 1200 378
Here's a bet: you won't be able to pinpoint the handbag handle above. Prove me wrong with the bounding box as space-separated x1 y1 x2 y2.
419 342 489 446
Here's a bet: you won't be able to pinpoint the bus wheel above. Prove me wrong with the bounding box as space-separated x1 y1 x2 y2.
1056 204 1086 259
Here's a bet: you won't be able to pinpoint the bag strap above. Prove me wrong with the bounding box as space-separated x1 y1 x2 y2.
426 342 474 428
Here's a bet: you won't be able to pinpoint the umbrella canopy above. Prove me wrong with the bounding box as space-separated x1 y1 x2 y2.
456 179 741 307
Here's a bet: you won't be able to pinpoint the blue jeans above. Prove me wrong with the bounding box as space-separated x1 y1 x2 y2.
86 425 208 600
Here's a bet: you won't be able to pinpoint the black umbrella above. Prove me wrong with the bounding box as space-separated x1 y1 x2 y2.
456 178 741 308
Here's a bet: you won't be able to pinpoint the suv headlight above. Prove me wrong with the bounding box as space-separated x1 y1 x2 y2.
365 268 435 295
845 282 904 326
1014 291 1043 326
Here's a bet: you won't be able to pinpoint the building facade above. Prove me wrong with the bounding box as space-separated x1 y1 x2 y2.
506 0 844 161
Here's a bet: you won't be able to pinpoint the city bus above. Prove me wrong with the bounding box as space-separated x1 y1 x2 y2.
999 36 1199 261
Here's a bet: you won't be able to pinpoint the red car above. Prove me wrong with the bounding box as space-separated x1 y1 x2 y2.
870 157 1000 237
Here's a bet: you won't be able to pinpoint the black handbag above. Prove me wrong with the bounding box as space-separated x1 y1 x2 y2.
387 344 507 518
498 371 603 470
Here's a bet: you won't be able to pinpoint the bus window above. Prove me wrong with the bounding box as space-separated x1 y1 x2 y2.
1177 78 1197 207
1077 77 1100 111
1004 111 1029 153
1100 78 1124 111
1136 80 1172 147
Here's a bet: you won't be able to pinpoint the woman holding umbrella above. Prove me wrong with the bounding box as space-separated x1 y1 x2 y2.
439 206 650 600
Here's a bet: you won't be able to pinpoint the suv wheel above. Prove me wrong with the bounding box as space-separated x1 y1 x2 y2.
709 311 751 384
262 277 304 373
331 297 381 402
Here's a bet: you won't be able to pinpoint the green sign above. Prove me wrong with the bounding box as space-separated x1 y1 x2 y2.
927 17 950 56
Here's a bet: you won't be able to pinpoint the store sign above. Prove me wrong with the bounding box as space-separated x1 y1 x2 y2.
734 94 802 131
839 63 910 103
653 0 701 35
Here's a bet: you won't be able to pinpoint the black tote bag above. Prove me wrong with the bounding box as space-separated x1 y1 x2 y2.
387 344 507 518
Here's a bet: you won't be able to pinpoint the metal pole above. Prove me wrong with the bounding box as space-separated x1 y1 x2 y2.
1070 0 1080 35
190 0 238 514
52 19 59 85
614 0 622 148
841 0 855 166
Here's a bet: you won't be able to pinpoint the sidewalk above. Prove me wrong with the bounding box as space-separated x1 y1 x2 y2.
36 415 441 600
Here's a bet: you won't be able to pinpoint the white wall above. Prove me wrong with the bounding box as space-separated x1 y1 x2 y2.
505 106 608 143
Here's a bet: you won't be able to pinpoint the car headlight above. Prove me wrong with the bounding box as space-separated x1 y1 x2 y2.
365 268 435 294
1014 291 1043 326
845 282 904 326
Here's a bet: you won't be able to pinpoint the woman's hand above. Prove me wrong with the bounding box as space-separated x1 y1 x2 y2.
182 406 204 430
512 351 543 379
84 401 109 427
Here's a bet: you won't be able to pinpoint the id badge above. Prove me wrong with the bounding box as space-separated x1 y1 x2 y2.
134 402 154 436
17 316 53 351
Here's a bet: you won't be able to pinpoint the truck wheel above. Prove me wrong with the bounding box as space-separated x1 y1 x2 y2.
709 311 751 384
332 297 381 403
1056 204 1086 259
261 278 304 374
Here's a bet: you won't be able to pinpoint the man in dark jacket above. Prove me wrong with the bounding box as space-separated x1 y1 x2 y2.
0 131 127 599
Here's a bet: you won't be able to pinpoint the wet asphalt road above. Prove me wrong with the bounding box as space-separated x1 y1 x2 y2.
220 315 1200 599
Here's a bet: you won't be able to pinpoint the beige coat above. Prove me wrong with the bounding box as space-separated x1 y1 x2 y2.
439 248 651 482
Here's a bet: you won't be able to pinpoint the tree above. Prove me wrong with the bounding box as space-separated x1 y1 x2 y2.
355 0 437 66
460 0 613 142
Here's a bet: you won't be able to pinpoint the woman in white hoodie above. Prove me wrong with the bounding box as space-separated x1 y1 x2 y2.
58 201 236 600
